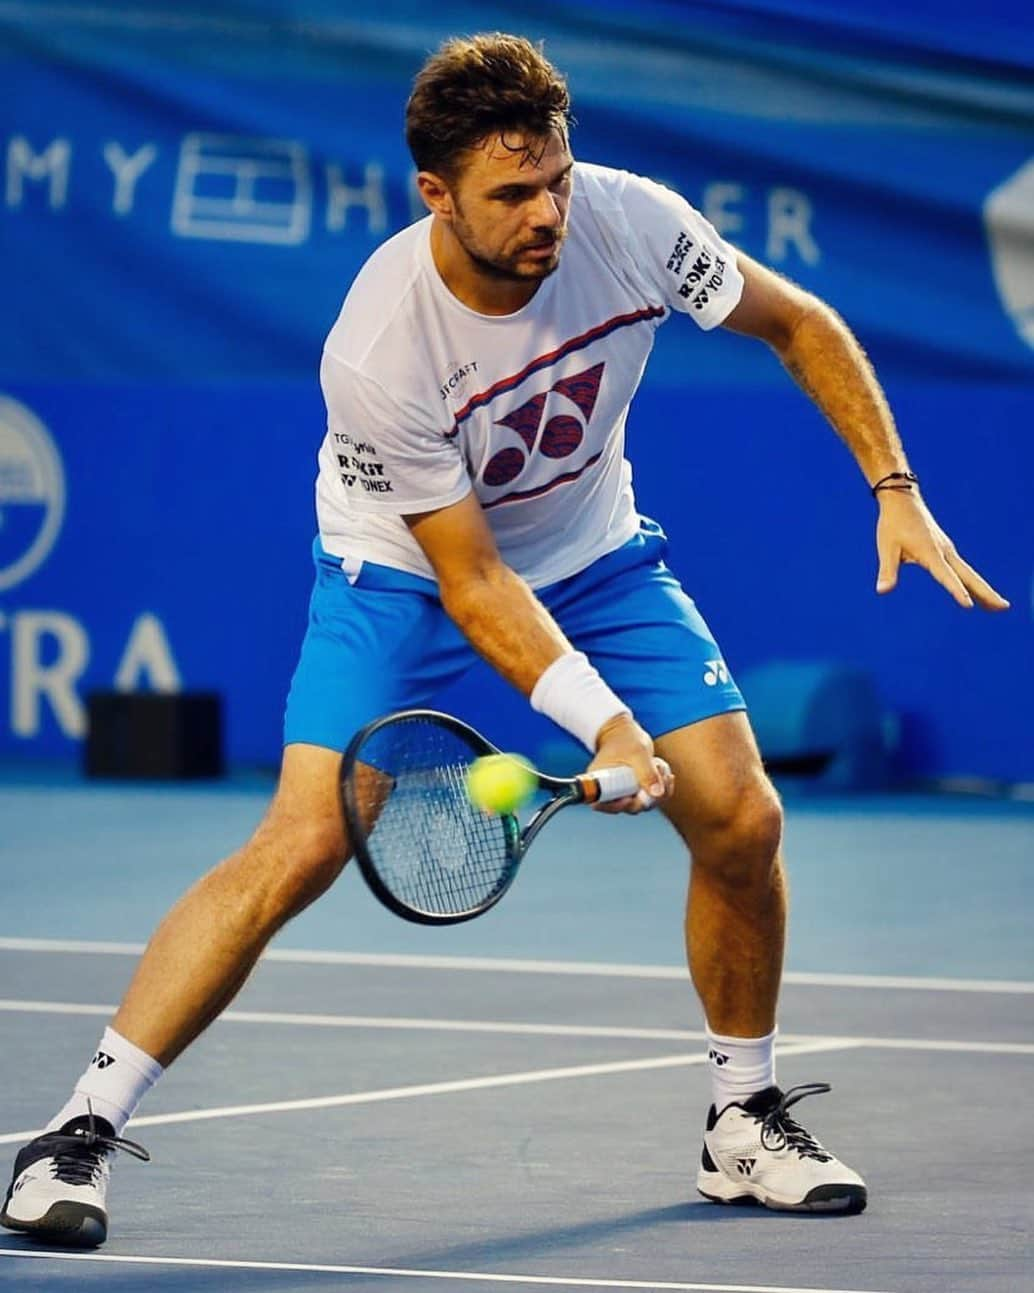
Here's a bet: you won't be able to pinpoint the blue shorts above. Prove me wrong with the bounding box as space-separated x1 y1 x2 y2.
283 518 745 752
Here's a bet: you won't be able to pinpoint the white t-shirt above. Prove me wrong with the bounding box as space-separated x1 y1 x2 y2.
317 163 744 589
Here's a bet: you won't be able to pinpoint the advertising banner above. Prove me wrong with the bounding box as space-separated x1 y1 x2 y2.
2 3 1031 780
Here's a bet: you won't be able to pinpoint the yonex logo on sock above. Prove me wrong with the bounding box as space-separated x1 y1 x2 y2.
92 1051 116 1070
736 1158 756 1176
708 1049 730 1067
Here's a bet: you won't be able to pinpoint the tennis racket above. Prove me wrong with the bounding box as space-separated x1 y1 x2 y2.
341 708 640 925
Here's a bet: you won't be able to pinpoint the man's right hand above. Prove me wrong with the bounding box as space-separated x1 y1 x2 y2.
588 713 673 815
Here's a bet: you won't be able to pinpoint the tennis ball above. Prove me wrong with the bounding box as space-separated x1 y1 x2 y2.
465 753 536 815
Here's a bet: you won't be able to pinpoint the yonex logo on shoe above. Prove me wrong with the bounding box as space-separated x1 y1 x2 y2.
92 1051 116 1069
736 1158 756 1176
708 1049 730 1067
703 660 729 687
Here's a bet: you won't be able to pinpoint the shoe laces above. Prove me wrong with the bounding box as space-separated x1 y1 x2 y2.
50 1105 150 1187
758 1082 834 1161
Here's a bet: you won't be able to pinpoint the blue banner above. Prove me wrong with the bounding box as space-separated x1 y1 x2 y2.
1 3 1031 781
2 2 1032 383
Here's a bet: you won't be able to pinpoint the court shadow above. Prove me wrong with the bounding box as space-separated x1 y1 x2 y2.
397 1196 810 1272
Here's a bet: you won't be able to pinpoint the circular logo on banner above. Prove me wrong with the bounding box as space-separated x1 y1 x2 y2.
984 158 1034 351
0 395 66 592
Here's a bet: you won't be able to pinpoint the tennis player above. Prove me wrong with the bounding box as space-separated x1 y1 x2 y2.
3 34 1008 1245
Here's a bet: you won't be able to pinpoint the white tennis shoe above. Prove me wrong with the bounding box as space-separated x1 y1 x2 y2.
698 1082 867 1213
1 1111 149 1247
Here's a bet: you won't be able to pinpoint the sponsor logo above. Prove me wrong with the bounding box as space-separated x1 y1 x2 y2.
0 402 183 747
984 159 1034 350
0 396 65 593
333 436 393 494
337 455 384 475
439 360 479 401
333 434 378 454
91 1051 116 1070
481 362 605 489
172 134 312 246
708 1048 730 1067
736 1157 757 1176
677 249 728 311
666 231 694 275
703 660 730 687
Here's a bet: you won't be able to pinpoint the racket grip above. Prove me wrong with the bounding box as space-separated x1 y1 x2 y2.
587 765 641 804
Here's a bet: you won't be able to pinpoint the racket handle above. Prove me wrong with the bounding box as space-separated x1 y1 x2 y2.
582 765 641 804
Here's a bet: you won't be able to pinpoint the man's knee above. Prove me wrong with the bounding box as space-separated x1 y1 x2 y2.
244 745 352 920
681 777 784 888
239 805 350 927
274 825 349 916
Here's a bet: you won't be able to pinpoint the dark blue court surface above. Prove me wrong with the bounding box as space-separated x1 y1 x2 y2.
1 773 1031 1292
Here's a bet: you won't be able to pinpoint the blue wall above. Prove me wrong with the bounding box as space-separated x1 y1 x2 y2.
1 2 1032 780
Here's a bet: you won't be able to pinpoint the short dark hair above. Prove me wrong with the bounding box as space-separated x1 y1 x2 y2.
406 33 572 182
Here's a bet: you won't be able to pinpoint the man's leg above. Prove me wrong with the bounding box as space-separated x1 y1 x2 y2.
655 712 866 1213
1 742 350 1244
656 711 785 1041
114 743 348 1065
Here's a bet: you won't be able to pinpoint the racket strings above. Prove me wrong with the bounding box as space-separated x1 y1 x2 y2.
351 718 519 918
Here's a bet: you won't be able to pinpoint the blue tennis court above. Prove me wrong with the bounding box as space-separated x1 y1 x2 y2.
1 774 1031 1293
3 3 1032 1291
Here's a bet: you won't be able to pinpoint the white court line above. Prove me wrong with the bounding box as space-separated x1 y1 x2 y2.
0 1040 852 1146
0 999 709 1042
1 936 1030 993
0 1249 896 1293
2 999 1032 1058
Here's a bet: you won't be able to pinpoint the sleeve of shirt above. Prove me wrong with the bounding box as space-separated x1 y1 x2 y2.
617 172 745 330
320 350 472 515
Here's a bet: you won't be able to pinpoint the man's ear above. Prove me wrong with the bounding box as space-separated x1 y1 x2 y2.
415 171 455 220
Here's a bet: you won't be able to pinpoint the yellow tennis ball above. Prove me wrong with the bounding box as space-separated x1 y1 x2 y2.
465 753 536 815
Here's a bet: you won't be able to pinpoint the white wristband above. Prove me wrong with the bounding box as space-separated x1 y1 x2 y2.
530 652 631 751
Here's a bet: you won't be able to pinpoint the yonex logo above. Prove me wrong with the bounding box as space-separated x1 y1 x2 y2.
0 396 66 592
703 660 729 687
708 1049 730 1067
736 1158 756 1176
92 1051 116 1070
481 362 604 489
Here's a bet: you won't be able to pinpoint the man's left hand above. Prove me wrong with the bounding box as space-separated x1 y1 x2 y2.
875 491 1009 611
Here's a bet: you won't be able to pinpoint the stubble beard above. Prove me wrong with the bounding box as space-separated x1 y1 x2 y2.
453 215 566 283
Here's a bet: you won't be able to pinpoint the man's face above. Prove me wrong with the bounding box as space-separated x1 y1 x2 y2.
446 129 574 283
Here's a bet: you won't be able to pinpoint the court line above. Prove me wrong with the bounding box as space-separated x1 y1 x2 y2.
0 999 712 1041
0 1040 852 1146
2 999 1032 1058
1 937 1031 993
0 1249 896 1293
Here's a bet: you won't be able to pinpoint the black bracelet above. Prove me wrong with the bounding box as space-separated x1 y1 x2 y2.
872 470 919 497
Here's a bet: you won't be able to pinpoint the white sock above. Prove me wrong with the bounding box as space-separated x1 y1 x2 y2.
46 1027 163 1135
706 1025 777 1113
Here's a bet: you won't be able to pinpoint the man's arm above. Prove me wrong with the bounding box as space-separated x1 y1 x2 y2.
405 493 671 809
721 254 1008 612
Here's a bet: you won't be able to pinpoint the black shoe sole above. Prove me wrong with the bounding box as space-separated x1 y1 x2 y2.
699 1183 868 1215
1 1202 107 1247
